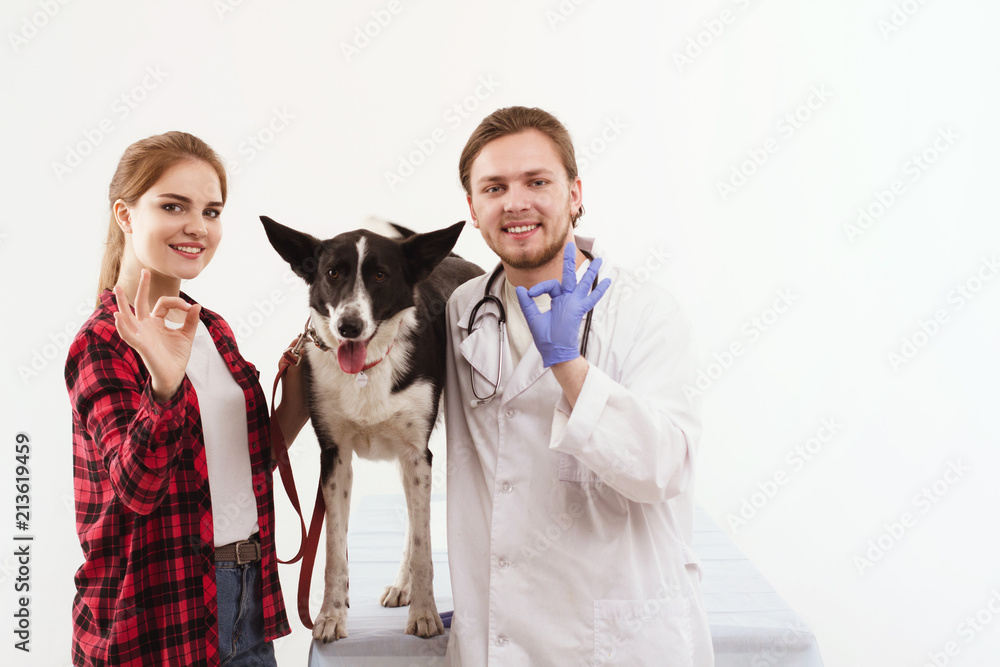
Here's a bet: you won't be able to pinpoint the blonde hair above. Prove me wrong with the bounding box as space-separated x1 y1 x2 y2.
458 106 584 226
97 131 227 305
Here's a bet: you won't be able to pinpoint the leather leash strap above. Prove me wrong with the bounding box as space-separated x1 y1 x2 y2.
270 328 326 630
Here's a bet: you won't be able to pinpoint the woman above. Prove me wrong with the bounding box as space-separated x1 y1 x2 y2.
65 131 307 666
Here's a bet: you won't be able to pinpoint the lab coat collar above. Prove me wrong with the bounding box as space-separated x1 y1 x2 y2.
456 271 494 333
456 272 511 402
575 235 598 259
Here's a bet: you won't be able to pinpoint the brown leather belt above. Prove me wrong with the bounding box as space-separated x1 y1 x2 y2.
215 535 261 564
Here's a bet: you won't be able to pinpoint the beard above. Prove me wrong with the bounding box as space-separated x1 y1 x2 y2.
490 206 574 271
498 232 565 270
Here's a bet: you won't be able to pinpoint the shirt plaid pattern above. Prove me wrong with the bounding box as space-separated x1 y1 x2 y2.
65 290 289 666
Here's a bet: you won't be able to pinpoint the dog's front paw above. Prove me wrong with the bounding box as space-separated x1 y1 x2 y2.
380 583 411 607
406 602 445 638
313 608 349 643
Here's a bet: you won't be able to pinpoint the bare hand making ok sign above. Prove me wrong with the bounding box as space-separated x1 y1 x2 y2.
112 269 202 403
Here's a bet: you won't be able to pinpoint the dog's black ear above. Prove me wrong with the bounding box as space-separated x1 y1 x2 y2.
401 221 466 283
260 216 322 283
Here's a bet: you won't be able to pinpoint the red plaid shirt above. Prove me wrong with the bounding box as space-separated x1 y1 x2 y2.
65 290 290 666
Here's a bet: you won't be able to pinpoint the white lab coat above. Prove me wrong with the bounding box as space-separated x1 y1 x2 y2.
444 237 714 666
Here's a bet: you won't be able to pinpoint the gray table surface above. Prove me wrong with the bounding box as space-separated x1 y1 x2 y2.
308 494 824 666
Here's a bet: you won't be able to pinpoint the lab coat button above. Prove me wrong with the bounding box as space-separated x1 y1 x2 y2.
498 557 510 569
505 408 517 419
495 635 508 647
501 481 513 493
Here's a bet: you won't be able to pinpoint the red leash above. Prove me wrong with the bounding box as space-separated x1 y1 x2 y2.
270 330 326 630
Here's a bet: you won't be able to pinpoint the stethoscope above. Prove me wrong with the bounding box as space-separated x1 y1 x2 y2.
467 249 597 407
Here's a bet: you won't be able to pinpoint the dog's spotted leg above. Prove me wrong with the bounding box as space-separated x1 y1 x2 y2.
379 446 422 608
313 445 353 642
379 514 412 607
382 446 443 637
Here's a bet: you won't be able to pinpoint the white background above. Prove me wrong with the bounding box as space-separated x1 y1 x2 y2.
1 1 998 666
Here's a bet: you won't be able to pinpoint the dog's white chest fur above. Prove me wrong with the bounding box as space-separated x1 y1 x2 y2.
306 341 433 461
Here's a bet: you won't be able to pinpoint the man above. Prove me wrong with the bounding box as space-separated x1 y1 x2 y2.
443 106 714 666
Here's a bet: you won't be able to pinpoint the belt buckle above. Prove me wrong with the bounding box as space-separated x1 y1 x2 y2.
235 538 260 565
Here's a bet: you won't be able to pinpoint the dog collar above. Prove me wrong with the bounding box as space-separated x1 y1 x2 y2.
358 343 394 372
306 325 332 352
351 343 394 388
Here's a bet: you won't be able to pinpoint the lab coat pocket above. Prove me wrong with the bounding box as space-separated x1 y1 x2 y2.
558 452 603 483
593 597 693 667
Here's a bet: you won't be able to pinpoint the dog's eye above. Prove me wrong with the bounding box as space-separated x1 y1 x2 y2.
374 270 387 282
327 269 339 279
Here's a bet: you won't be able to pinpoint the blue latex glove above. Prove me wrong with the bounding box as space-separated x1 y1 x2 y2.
515 243 612 367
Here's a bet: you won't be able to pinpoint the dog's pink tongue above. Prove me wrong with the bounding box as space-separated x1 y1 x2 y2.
337 340 368 374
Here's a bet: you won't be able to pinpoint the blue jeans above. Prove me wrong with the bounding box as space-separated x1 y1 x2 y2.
215 558 276 666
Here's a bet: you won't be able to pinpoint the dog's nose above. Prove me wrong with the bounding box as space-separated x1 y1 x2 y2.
338 320 363 339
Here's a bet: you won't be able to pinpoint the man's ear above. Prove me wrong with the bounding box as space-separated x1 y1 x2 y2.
467 196 479 229
259 215 322 284
401 221 466 283
570 176 583 219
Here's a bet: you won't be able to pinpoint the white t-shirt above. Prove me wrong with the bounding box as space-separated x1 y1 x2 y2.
169 319 259 546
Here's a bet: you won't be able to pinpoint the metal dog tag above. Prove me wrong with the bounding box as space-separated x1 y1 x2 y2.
356 371 368 388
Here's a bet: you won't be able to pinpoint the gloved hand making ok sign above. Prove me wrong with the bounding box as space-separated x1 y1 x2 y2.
515 243 612 368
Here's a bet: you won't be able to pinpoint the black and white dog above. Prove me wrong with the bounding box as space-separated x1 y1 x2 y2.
260 216 482 642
